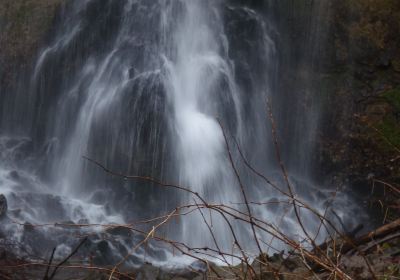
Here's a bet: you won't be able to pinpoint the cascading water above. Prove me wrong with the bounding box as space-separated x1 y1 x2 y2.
163 1 239 248
0 0 366 267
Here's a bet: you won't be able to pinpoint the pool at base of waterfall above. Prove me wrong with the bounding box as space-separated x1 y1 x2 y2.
0 135 370 271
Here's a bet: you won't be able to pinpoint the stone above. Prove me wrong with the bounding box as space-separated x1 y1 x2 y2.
189 260 208 272
129 67 136 79
136 263 160 280
282 256 303 271
8 208 21 219
284 267 312 280
0 194 7 218
8 170 20 180
23 222 35 232
56 220 76 228
340 255 372 279
105 226 132 236
97 240 110 254
77 218 89 225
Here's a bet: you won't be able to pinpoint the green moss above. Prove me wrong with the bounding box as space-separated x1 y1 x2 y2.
376 116 400 151
383 87 400 112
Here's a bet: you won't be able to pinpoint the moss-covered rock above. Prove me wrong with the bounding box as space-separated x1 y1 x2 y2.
0 0 64 85
383 86 400 112
317 0 400 222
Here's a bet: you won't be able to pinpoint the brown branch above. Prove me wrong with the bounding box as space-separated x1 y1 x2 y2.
217 120 264 259
48 237 88 280
43 247 56 280
341 218 400 254
361 232 400 253
83 156 209 205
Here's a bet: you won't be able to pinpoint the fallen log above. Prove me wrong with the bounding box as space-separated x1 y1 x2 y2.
361 232 400 253
316 218 400 255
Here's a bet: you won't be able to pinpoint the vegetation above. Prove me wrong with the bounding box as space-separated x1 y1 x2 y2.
0 0 63 84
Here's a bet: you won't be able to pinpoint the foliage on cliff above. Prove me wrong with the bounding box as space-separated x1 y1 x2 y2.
319 0 400 223
0 0 63 84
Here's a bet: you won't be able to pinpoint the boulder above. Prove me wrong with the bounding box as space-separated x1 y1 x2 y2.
105 226 132 236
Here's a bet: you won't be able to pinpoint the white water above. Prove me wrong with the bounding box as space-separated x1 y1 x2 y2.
0 0 366 266
162 1 243 249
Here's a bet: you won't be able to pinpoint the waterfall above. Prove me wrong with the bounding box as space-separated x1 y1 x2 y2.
0 0 364 266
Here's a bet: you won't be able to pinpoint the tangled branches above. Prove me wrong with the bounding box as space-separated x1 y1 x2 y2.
0 103 396 280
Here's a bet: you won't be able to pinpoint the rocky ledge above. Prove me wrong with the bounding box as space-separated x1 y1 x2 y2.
0 216 398 279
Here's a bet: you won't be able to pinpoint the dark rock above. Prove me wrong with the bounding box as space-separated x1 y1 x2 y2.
21 224 58 256
23 222 35 232
8 170 20 180
97 240 110 253
268 252 285 263
8 208 22 219
93 240 119 266
77 218 89 224
90 190 107 204
0 195 7 218
136 263 160 280
340 255 374 279
165 268 202 280
285 267 312 280
282 256 303 271
56 220 75 228
129 67 136 79
105 226 132 236
189 260 208 272
141 243 167 261
0 229 6 239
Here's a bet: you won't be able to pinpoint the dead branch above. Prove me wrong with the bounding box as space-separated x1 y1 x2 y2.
342 218 400 254
43 247 56 280
47 237 88 280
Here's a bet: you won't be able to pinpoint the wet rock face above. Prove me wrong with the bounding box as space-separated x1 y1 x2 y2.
0 0 64 96
0 194 7 218
317 0 400 194
134 263 205 280
340 253 400 280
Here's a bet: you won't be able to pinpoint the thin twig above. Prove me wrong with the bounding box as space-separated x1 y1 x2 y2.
43 247 56 280
48 237 88 280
